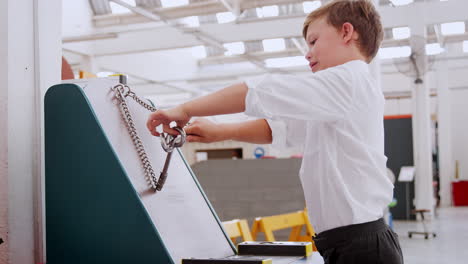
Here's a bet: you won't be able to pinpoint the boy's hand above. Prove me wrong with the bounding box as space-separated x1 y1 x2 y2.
185 118 228 143
146 106 190 137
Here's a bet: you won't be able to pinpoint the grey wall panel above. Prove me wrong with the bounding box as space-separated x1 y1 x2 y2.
192 158 306 240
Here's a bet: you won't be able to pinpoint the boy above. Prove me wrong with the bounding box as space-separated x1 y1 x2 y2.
146 0 403 263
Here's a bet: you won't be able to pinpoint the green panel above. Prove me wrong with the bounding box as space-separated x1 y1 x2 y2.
45 84 173 264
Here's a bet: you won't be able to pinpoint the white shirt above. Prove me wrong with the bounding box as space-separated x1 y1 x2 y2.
244 60 394 233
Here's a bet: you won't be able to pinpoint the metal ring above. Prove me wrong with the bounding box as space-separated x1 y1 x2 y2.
160 134 174 152
160 126 186 152
172 127 186 148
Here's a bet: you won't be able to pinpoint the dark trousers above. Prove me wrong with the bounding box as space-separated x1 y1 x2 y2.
313 218 403 264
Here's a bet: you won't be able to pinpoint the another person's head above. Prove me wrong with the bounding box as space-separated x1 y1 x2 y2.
302 0 383 72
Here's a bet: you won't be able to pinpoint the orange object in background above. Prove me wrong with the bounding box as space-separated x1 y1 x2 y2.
79 70 97 79
452 181 468 206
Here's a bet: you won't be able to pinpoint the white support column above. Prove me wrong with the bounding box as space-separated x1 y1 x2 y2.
34 1 62 262
436 59 453 207
6 1 36 262
0 0 62 263
410 25 434 213
0 1 9 264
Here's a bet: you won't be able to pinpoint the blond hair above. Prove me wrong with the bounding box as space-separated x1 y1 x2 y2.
302 0 383 62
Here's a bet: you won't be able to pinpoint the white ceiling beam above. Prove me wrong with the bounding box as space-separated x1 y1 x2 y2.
165 66 308 85
90 30 468 63
381 33 468 48
63 47 91 57
109 0 280 72
62 33 118 43
197 33 468 66
111 0 164 21
380 0 468 28
433 24 445 48
93 0 303 27
77 0 468 57
101 66 205 95
217 0 239 16
94 0 468 29
91 16 304 56
157 53 468 84
198 48 302 65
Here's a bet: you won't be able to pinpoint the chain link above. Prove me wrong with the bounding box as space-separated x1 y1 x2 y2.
127 91 158 112
111 84 185 192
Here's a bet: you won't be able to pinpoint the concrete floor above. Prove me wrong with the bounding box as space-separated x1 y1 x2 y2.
393 206 468 264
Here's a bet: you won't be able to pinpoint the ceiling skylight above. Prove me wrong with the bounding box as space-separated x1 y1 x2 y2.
392 27 411 40
378 46 412 59
191 46 207 59
265 56 308 68
160 0 188 8
256 5 279 18
262 38 286 52
180 16 199 27
216 12 236 24
426 43 445 55
109 0 135 14
224 42 245 56
303 1 321 13
389 0 413 6
441 22 466 36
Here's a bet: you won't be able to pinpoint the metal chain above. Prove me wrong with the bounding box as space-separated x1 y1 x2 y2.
111 83 185 192
127 91 158 112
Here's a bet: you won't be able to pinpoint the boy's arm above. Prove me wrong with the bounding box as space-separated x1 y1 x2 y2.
185 118 272 144
147 82 247 136
182 83 248 117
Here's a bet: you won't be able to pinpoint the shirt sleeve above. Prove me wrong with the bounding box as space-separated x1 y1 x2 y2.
266 119 306 149
244 66 355 122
